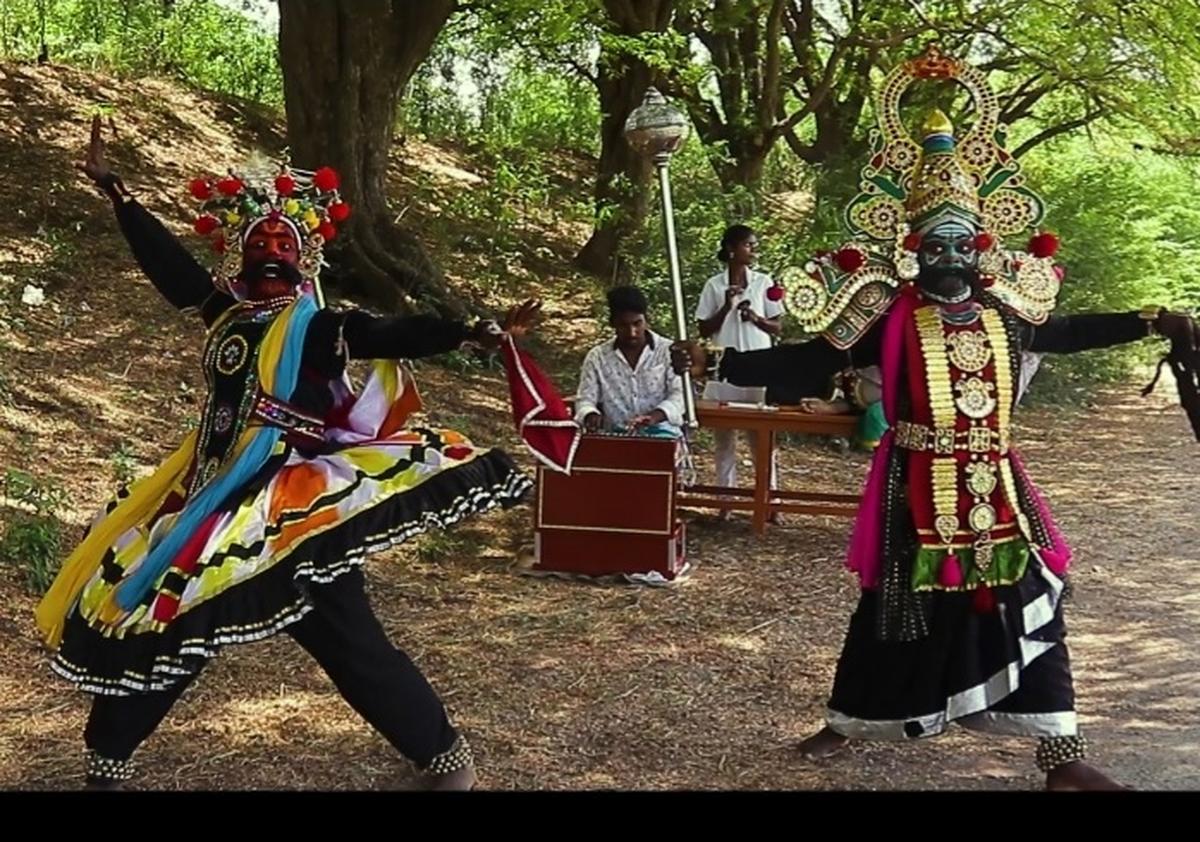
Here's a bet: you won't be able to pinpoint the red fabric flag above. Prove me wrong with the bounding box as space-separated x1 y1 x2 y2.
500 336 581 474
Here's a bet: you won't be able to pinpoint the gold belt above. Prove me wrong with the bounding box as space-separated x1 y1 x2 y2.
894 420 1010 455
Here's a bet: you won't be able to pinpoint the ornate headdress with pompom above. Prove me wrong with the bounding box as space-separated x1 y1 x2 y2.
186 157 351 300
779 44 1064 348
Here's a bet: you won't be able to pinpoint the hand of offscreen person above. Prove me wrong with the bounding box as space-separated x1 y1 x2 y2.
670 341 707 378
78 114 112 184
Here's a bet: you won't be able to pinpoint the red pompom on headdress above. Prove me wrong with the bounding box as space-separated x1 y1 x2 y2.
328 200 351 222
313 167 340 192
834 247 865 273
974 231 995 252
1028 231 1059 258
766 283 785 302
189 178 213 201
902 232 922 252
216 177 244 197
193 214 220 236
274 173 296 197
317 221 338 241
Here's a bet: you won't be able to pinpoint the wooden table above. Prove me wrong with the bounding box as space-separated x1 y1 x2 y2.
676 399 861 536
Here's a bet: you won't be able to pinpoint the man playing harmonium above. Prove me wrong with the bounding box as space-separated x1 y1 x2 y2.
575 285 685 438
532 286 687 580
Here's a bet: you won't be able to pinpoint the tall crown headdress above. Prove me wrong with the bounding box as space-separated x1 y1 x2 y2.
782 44 1062 348
185 157 352 300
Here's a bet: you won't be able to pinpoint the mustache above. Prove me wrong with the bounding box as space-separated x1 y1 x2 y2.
241 260 303 285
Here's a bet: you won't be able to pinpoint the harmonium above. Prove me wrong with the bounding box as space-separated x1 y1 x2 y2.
532 430 686 580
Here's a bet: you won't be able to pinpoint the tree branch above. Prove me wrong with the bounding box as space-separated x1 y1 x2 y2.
760 0 787 129
782 125 820 162
1012 110 1105 158
999 80 1054 125
785 0 818 91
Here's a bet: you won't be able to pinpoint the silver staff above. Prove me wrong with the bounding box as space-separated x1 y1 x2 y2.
624 87 696 428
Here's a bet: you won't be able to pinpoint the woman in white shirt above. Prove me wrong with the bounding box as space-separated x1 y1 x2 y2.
694 225 785 516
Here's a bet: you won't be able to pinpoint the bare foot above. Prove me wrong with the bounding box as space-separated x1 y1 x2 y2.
83 779 125 791
795 726 849 760
1045 761 1129 791
415 763 477 791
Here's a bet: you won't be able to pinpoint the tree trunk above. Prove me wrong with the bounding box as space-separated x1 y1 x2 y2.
575 0 676 284
672 0 787 203
573 54 655 284
713 136 770 202
277 0 460 316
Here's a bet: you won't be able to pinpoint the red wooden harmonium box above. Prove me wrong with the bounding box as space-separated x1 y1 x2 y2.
533 432 686 580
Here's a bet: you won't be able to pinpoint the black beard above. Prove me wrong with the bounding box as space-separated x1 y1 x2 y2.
241 260 303 286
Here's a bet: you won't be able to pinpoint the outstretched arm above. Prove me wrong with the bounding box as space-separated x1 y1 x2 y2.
672 318 882 399
1021 308 1197 355
1021 312 1145 354
303 300 543 377
78 115 229 321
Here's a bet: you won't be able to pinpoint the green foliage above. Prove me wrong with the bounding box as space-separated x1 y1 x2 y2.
414 528 481 564
403 13 600 159
110 440 137 486
1020 134 1200 401
0 469 67 594
1 0 281 103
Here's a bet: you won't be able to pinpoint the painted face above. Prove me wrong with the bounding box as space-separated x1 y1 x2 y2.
243 218 300 273
240 218 302 298
917 220 979 296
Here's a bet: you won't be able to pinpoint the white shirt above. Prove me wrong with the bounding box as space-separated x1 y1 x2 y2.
694 267 785 352
574 330 685 430
695 267 785 403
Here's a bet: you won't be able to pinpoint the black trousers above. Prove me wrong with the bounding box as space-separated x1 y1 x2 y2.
83 569 459 770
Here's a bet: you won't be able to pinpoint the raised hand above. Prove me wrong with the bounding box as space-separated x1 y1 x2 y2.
77 114 112 186
471 298 543 350
503 298 542 340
